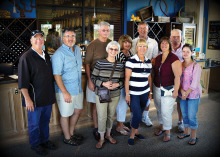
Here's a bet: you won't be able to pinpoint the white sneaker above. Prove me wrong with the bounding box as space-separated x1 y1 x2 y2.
142 116 153 127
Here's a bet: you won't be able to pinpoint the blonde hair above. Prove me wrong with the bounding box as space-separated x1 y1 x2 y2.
135 38 148 53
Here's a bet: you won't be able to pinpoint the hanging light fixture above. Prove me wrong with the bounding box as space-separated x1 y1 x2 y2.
13 0 17 13
93 0 96 18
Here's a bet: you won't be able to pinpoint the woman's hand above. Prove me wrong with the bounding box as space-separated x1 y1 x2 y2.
125 95 130 105
103 81 113 89
109 83 119 89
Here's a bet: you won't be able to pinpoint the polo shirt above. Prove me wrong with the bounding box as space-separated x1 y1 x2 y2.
18 48 56 107
125 54 152 95
51 44 82 95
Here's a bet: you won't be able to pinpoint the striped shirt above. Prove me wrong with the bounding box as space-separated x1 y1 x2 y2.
115 51 133 65
125 54 152 95
91 59 125 98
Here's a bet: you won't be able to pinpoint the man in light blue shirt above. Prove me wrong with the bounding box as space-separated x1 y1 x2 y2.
51 28 83 146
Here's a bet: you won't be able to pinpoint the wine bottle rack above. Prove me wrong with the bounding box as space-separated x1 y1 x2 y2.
0 18 37 67
127 21 168 42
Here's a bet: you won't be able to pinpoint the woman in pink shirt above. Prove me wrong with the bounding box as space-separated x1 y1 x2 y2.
177 44 202 145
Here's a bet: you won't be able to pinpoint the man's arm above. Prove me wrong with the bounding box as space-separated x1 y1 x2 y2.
20 88 34 112
85 64 95 91
54 75 72 103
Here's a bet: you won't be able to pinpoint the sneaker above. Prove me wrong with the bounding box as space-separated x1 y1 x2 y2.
178 121 184 133
31 145 47 156
142 116 153 127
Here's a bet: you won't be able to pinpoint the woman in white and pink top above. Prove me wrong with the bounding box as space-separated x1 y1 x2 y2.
177 44 202 145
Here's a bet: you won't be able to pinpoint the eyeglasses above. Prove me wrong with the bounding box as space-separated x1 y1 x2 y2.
33 37 44 41
109 48 119 52
64 35 76 38
171 36 180 38
101 29 110 32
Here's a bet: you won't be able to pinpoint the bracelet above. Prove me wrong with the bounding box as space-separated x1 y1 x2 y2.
126 95 130 97
150 92 153 95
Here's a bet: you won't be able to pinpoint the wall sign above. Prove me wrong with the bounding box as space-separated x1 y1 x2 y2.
208 21 220 50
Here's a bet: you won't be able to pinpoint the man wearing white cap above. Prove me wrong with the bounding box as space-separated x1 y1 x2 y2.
18 30 56 156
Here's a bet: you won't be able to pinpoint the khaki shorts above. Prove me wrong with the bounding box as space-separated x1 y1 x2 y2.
56 92 83 117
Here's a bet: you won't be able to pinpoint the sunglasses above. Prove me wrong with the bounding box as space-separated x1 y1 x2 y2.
109 48 119 52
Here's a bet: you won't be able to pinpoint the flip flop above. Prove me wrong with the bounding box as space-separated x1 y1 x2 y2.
177 133 190 139
123 126 130 132
116 129 129 136
155 129 165 136
188 138 198 145
163 133 171 142
135 134 145 140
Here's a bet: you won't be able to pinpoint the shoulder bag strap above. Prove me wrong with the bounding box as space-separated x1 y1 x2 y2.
109 60 117 81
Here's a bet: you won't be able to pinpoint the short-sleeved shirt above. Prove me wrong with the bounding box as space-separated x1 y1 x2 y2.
84 38 111 71
131 37 159 60
153 52 179 87
18 48 55 107
172 42 184 62
125 54 152 95
51 44 82 95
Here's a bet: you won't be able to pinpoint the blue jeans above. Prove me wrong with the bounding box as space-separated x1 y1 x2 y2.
180 98 200 129
28 105 52 146
130 92 149 129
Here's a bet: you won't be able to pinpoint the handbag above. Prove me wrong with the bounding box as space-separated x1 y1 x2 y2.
97 60 117 103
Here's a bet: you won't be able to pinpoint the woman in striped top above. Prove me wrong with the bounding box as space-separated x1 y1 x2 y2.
125 38 153 146
91 41 124 149
115 35 133 136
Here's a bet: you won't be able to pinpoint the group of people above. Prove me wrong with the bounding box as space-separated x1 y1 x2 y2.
18 21 202 155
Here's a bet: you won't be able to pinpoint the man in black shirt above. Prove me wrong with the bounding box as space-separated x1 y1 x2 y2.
18 30 56 156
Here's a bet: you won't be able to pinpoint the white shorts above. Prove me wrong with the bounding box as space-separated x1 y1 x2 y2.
86 83 96 103
56 92 83 117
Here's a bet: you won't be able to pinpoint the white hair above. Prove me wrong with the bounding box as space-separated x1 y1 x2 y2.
171 29 182 37
106 41 120 52
97 21 110 30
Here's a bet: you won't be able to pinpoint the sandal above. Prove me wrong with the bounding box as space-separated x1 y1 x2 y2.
155 129 165 136
63 138 80 146
105 136 117 144
177 133 190 139
163 133 171 142
123 125 130 132
188 138 198 145
96 139 105 149
116 128 129 136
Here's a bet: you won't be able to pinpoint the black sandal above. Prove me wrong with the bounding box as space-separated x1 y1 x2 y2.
155 129 165 136
63 138 80 146
188 138 198 145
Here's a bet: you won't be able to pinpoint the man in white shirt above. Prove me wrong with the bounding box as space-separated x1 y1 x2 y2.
131 22 159 127
170 29 184 133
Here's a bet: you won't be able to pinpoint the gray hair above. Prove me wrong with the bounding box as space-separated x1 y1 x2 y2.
137 21 149 30
97 21 110 30
171 29 182 37
106 41 120 52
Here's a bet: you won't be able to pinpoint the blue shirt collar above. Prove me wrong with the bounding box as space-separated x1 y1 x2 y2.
61 43 76 51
